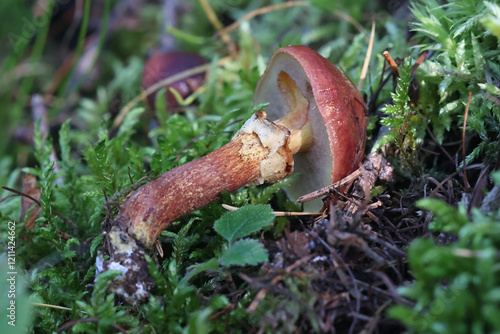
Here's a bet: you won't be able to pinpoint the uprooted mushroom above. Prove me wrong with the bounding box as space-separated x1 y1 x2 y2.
96 45 367 304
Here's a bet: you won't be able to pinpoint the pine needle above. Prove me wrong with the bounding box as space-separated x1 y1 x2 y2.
222 204 320 216
358 21 376 89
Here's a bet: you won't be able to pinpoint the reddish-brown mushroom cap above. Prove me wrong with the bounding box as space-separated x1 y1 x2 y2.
254 45 367 209
141 51 206 109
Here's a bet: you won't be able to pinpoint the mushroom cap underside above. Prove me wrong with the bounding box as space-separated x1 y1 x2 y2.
254 45 366 209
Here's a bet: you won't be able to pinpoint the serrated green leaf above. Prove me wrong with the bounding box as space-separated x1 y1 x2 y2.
220 239 268 267
172 218 200 270
117 107 145 139
213 204 274 243
481 1 500 39
250 174 299 205
478 83 500 96
145 255 169 296
183 308 212 334
63 238 80 260
58 119 72 164
90 235 104 257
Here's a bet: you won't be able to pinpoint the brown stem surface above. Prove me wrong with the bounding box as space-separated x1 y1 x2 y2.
114 132 270 247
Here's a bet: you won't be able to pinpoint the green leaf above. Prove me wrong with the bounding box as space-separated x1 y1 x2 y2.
116 107 145 139
220 239 268 267
481 1 500 39
90 235 104 257
62 238 80 260
250 174 299 205
183 308 213 334
145 255 169 296
213 204 275 243
388 305 428 332
58 119 72 164
180 258 220 287
493 171 500 185
91 270 122 307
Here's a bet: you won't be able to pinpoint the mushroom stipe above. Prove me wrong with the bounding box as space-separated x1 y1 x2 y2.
97 45 367 304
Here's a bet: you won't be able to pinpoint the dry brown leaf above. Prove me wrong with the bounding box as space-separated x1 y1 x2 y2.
21 174 41 229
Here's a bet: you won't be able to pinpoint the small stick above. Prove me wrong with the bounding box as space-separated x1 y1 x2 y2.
32 302 77 312
333 10 364 33
297 169 362 203
358 21 375 89
382 51 399 77
411 51 428 76
246 275 283 313
222 204 321 216
2 186 79 231
429 163 483 198
463 92 472 192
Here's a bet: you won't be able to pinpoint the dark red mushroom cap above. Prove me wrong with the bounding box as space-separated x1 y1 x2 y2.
141 51 206 109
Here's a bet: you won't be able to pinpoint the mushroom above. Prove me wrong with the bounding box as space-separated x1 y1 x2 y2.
141 51 206 110
141 0 207 111
100 45 366 303
253 45 366 210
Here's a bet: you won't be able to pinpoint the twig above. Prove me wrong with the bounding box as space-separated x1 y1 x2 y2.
308 231 350 288
428 163 484 198
239 273 300 302
333 10 365 33
32 302 86 313
352 279 413 307
411 51 428 76
298 153 393 205
426 127 456 167
297 169 362 203
1 186 79 230
358 21 375 89
358 300 391 334
382 51 399 77
246 275 283 313
463 92 472 192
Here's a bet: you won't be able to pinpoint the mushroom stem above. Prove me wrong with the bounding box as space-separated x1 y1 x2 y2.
116 69 315 248
113 111 293 248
